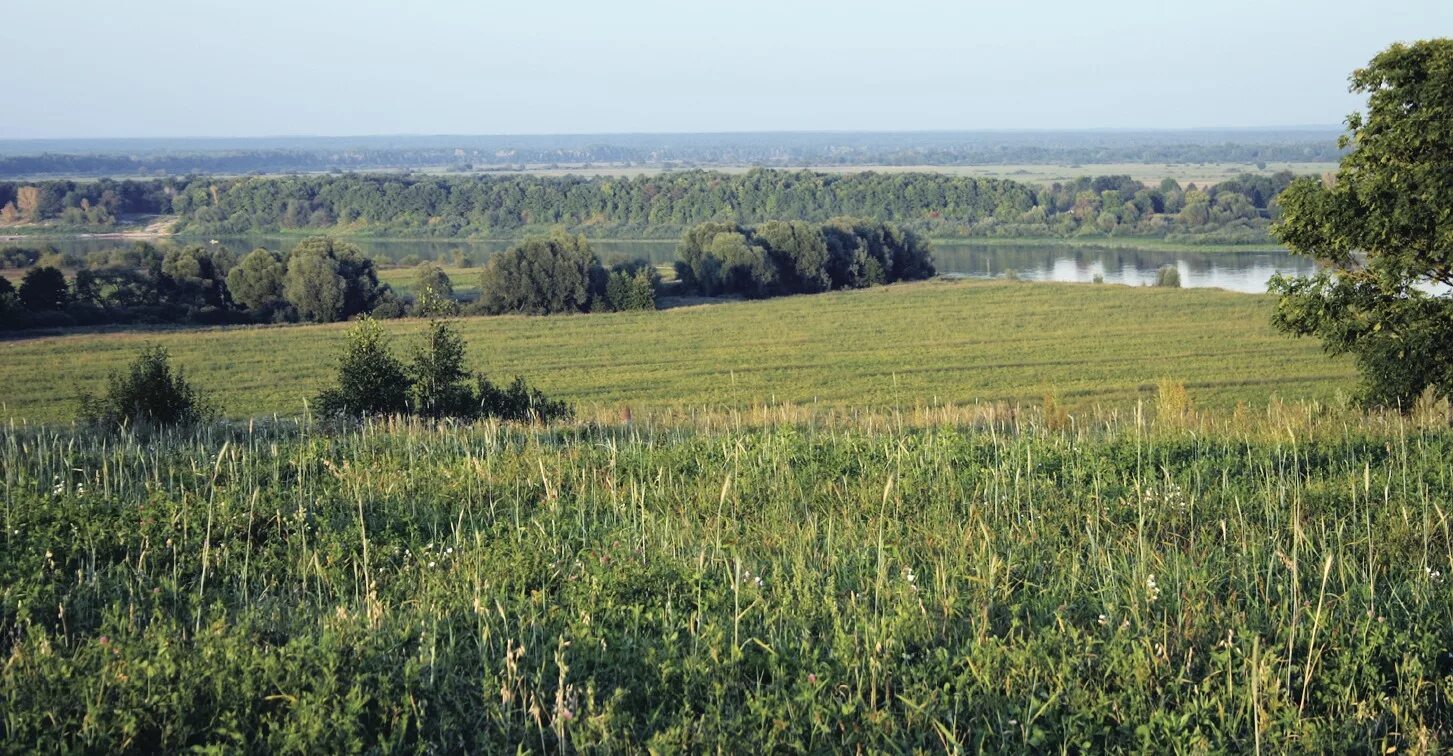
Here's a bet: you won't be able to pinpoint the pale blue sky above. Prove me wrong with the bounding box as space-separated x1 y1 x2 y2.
4 0 1449 138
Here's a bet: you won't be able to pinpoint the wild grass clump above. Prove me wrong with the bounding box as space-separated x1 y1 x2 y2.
1154 265 1182 287
1 415 1449 751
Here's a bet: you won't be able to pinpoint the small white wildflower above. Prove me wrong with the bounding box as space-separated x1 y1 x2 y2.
429 561 437 568
1097 614 1108 626
1145 574 1161 603
754 576 763 587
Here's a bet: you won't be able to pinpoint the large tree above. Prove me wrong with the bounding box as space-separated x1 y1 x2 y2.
1269 39 1453 410
283 237 385 322
17 266 68 310
476 231 603 315
227 248 287 313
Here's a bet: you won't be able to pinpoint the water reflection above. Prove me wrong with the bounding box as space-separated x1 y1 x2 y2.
931 244 1318 294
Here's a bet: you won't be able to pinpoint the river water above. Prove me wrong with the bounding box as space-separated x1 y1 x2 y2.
38 236 1317 294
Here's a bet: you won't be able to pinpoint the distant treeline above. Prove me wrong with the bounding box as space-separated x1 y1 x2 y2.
0 218 932 330
0 169 1302 243
0 130 1342 177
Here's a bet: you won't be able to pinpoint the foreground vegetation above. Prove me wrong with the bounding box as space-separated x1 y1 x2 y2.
1 405 1449 750
0 281 1353 424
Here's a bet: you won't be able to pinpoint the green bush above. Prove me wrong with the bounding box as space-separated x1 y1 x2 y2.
315 317 568 422
78 345 216 430
1154 265 1182 288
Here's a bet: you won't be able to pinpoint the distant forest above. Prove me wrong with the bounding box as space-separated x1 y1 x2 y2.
0 169 1300 243
0 130 1342 177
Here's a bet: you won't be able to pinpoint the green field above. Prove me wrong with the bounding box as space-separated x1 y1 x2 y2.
3 407 1449 751
376 265 481 296
0 280 1353 424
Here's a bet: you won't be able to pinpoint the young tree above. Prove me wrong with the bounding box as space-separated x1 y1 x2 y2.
313 317 410 417
413 262 454 300
412 263 457 316
18 266 68 310
408 319 474 417
79 345 216 430
1269 39 1453 410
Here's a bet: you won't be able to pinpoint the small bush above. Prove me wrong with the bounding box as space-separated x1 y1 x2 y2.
79 346 216 430
315 317 569 423
1154 265 1182 288
476 375 571 423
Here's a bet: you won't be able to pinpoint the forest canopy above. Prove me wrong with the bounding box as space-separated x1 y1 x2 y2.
0 168 1299 244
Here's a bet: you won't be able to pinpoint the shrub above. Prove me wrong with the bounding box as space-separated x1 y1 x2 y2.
314 317 410 418
314 317 569 423
476 375 571 423
78 346 216 430
1154 265 1182 288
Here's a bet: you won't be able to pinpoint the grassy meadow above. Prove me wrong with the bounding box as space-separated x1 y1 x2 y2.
0 280 1354 424
2 407 1450 751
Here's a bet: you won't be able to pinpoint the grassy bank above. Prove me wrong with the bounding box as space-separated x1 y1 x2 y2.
1 412 1448 751
0 281 1352 424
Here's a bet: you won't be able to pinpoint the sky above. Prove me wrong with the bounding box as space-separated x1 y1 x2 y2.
3 0 1450 139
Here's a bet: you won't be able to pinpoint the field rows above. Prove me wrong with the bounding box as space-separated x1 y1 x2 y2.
0 280 1353 423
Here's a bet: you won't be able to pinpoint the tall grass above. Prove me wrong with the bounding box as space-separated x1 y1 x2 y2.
2 408 1449 751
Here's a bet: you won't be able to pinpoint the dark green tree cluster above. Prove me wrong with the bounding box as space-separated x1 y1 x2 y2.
314 317 569 422
155 168 1298 243
0 238 396 330
474 232 655 315
0 178 176 225
601 258 658 312
676 218 934 298
1270 39 1453 411
4 168 1310 243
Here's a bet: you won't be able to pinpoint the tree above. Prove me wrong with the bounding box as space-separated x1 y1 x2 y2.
412 263 457 316
314 317 410 417
476 231 603 315
407 319 475 418
161 245 231 308
284 251 346 322
227 248 287 313
0 275 17 323
413 262 454 300
1269 39 1453 410
18 266 67 310
284 237 385 322
755 220 831 294
78 346 215 430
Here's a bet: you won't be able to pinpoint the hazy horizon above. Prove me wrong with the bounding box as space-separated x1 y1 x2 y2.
4 0 1449 139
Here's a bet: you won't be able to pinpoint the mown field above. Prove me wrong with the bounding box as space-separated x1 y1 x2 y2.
0 280 1353 424
2 409 1449 751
